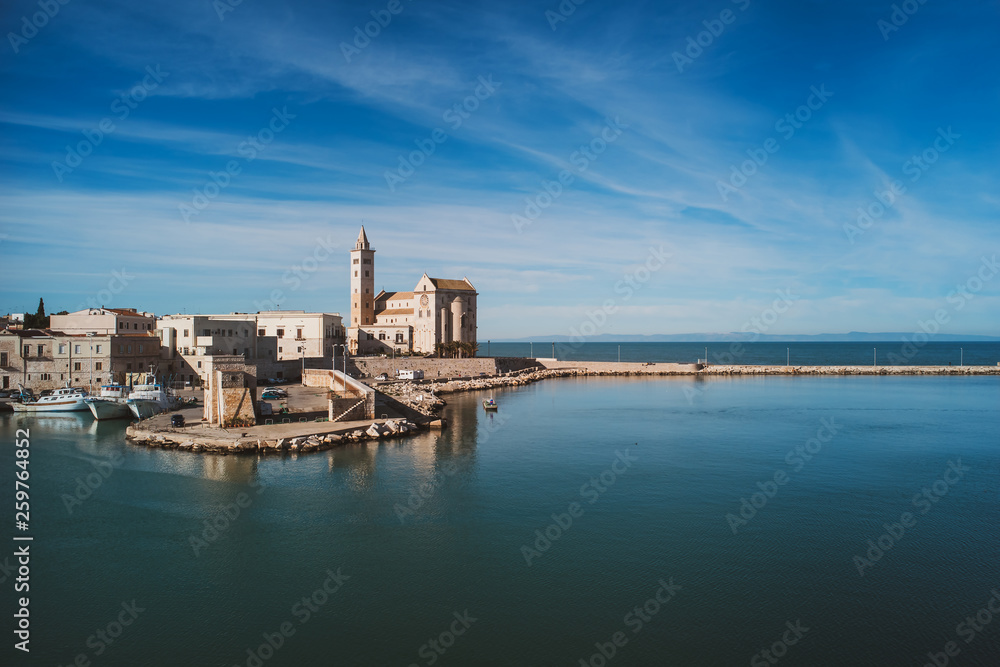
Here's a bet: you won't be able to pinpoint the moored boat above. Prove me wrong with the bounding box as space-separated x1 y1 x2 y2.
85 384 132 420
12 386 90 413
483 397 498 410
126 376 182 420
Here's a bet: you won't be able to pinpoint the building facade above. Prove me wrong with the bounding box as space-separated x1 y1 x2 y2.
50 307 156 335
346 227 478 355
0 328 161 392
156 311 344 386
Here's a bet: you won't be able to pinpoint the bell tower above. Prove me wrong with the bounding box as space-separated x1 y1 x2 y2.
350 226 375 327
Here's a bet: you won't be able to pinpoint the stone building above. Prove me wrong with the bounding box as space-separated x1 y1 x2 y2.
50 307 156 335
156 311 344 386
347 227 478 355
0 328 161 392
224 311 345 361
156 315 270 387
203 355 258 427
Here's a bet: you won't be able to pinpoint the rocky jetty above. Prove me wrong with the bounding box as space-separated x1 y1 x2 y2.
380 363 999 411
125 418 421 455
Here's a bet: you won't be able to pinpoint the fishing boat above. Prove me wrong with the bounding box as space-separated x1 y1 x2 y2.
483 397 498 410
126 374 182 420
12 385 90 413
84 384 132 420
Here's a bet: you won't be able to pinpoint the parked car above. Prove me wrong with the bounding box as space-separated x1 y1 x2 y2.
263 387 288 397
261 390 283 400
170 414 185 427
0 390 11 398
375 373 389 381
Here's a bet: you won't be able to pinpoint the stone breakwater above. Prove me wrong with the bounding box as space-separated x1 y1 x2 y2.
125 363 996 455
380 368 585 415
383 363 1000 410
125 418 425 455
698 365 1000 376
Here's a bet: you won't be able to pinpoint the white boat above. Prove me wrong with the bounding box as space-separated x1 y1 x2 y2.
84 384 132 420
12 386 90 413
126 377 182 420
483 397 498 410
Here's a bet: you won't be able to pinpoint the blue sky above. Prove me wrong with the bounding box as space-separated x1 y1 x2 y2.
1 0 998 339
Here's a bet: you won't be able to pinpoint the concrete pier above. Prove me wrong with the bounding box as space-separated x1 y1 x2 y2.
534 359 1000 375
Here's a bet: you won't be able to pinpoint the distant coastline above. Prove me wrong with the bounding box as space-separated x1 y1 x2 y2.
493 332 1000 343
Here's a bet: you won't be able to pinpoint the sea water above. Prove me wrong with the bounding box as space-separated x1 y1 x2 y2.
1 374 997 665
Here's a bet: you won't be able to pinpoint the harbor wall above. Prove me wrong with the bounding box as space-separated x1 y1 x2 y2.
302 368 375 419
349 356 541 378
535 359 999 375
536 360 702 373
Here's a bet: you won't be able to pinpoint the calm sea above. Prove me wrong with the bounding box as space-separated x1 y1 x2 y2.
482 341 1000 366
2 375 998 666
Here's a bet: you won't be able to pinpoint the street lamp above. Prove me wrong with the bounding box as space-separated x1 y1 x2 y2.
87 332 95 393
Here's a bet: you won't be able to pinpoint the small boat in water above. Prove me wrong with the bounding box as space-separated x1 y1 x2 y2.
126 375 182 420
12 385 90 413
85 384 132 420
483 397 498 410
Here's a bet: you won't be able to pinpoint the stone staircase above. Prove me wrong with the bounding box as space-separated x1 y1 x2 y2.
331 398 366 422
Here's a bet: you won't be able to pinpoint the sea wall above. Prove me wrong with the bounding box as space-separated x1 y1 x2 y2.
350 356 541 378
302 368 375 419
536 360 702 373
126 418 424 454
535 359 999 375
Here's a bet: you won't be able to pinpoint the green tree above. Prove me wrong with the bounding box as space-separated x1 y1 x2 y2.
24 298 49 329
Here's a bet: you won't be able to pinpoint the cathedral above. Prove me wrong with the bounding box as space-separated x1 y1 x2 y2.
347 227 478 355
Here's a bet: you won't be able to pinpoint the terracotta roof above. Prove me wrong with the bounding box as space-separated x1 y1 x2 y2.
0 328 52 338
429 278 476 291
379 291 413 302
377 308 414 316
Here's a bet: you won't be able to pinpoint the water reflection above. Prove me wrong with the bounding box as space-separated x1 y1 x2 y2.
5 411 98 436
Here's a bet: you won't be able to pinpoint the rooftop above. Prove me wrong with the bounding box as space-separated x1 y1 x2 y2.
429 277 477 292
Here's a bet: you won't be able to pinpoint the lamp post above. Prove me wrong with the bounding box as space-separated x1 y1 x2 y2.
786 347 789 367
87 333 94 392
487 340 490 357
873 347 876 367
960 347 963 367
530 341 533 358
618 345 621 363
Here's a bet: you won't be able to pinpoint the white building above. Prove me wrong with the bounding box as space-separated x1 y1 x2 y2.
235 311 345 361
50 307 156 335
347 227 478 355
156 311 344 385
